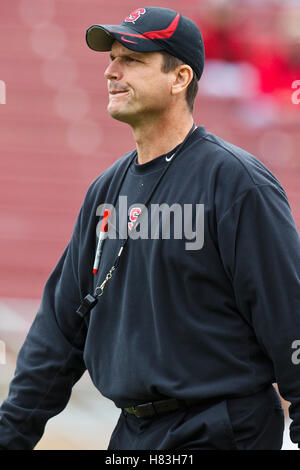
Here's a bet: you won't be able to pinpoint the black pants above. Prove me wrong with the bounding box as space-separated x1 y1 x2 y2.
108 385 285 450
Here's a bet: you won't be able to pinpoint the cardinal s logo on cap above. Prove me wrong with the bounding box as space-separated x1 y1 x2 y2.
125 8 146 23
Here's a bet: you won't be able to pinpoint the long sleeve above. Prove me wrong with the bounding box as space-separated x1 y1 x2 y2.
218 183 300 445
0 208 88 450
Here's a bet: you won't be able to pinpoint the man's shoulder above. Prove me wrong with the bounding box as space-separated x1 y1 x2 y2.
76 150 135 218
85 150 135 198
193 128 282 189
94 150 135 185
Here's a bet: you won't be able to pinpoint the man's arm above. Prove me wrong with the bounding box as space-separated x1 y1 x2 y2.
0 208 87 450
218 183 300 445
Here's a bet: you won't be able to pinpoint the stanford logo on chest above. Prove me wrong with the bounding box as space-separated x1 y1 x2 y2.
124 8 146 23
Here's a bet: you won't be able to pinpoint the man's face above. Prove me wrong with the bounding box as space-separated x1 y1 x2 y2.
104 41 174 125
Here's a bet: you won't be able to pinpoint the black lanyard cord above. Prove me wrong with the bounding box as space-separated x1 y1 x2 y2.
76 123 197 317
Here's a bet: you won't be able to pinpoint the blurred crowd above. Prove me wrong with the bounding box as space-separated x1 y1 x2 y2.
189 0 300 124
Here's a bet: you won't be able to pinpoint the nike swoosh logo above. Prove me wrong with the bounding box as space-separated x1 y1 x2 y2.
121 36 138 44
165 153 175 162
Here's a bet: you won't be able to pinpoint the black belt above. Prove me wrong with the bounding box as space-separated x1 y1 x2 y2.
124 398 206 418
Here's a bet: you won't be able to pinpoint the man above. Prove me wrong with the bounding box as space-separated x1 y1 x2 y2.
0 7 300 450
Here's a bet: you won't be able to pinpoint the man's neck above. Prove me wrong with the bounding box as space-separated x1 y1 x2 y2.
132 113 195 165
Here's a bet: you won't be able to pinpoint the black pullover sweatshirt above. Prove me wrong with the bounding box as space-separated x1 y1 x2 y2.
0 126 300 449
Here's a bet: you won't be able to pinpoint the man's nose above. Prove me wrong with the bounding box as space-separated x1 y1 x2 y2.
104 60 123 81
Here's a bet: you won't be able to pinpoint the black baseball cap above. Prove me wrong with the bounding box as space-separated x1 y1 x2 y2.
86 6 205 80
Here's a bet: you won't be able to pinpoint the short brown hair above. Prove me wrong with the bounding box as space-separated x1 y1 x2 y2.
160 51 198 113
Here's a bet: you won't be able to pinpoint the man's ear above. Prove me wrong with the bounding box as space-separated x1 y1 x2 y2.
171 65 193 96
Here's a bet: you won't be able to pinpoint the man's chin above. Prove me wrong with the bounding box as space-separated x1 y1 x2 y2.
108 107 135 125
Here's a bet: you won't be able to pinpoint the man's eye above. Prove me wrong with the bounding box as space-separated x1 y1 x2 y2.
126 57 140 63
109 56 141 64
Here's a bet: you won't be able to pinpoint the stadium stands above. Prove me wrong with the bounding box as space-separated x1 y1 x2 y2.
0 0 299 299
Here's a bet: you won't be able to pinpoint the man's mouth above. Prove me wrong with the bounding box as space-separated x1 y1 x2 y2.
109 89 129 95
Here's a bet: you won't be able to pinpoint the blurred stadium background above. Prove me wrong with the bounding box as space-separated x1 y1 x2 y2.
0 0 299 450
